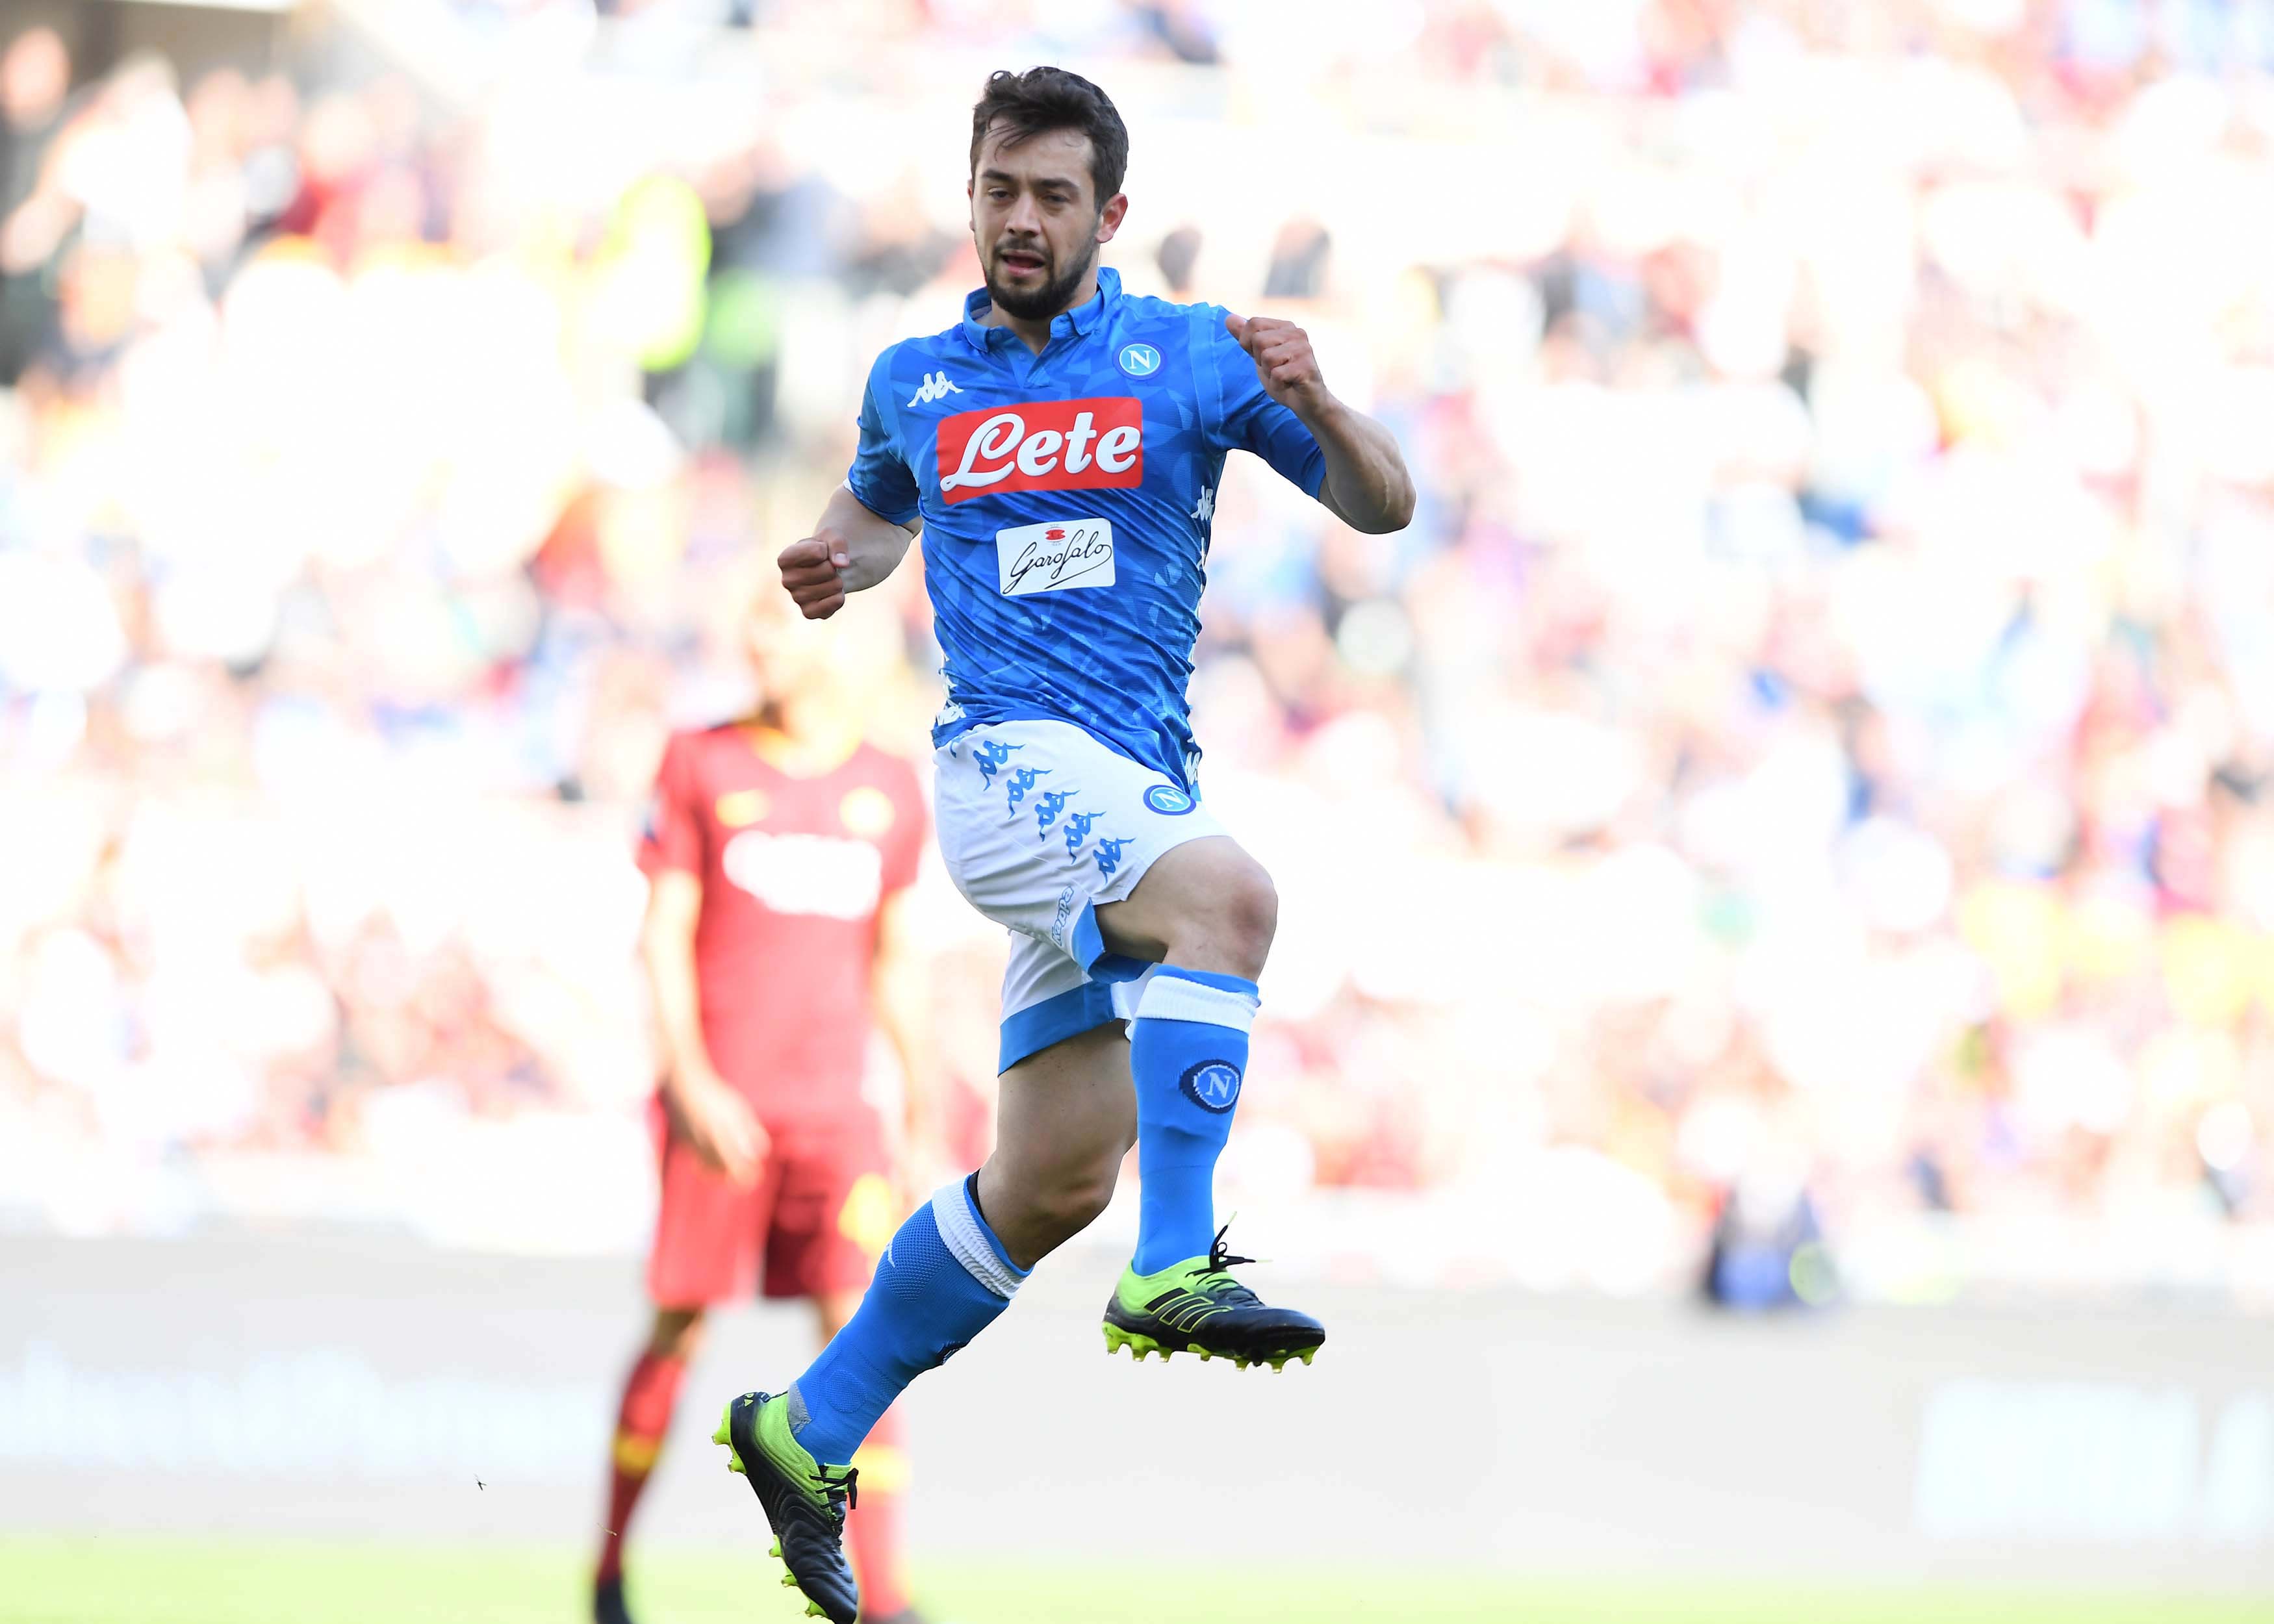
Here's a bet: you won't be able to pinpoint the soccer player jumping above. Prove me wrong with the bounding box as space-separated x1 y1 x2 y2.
719 67 1414 1622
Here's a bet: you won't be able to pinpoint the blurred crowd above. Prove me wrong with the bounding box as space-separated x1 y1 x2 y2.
6 0 2274 1294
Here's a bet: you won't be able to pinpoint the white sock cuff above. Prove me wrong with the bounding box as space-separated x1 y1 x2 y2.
930 1179 1025 1300
1136 972 1260 1032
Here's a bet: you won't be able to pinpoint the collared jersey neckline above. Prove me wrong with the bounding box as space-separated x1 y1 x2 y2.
958 265 1123 355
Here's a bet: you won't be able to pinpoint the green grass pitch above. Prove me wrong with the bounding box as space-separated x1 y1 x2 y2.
2 1538 2268 1624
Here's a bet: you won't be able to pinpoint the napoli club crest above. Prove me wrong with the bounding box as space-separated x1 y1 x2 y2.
1179 1059 1242 1113
1118 342 1162 378
1143 783 1195 815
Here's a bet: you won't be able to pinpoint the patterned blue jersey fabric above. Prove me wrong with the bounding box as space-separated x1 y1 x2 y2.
845 266 1325 788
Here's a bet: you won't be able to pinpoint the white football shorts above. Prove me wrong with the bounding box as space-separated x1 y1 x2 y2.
934 718 1228 1071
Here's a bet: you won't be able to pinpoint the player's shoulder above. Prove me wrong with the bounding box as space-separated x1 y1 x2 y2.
867 324 969 387
661 717 749 766
1109 292 1246 394
1113 289 1234 344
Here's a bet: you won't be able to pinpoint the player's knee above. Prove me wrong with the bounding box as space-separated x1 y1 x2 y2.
1177 858 1277 979
650 1307 707 1362
1225 864 1278 965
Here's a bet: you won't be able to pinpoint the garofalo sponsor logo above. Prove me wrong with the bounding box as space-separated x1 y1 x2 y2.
996 517 1115 598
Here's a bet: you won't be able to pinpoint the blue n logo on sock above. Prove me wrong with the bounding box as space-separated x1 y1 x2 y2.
1129 969 1262 1274
1179 1059 1242 1113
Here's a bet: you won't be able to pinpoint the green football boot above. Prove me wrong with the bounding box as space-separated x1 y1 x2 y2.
1101 1224 1324 1371
711 1391 859 1624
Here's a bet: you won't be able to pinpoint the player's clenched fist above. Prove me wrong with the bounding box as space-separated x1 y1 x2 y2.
1227 312 1327 415
778 532 852 620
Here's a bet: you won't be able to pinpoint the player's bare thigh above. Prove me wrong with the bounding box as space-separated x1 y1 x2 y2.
1094 833 1277 981
974 1022 1138 1270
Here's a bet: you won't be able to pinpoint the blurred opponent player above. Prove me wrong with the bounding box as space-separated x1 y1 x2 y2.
596 586 937 1624
715 67 1414 1621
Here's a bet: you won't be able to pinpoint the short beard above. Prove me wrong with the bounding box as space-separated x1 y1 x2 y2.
985 237 1098 323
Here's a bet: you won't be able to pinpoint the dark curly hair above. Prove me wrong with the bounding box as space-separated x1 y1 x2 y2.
969 67 1129 206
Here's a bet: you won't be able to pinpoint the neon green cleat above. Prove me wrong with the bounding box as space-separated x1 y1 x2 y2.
1102 1224 1324 1371
712 1392 860 1624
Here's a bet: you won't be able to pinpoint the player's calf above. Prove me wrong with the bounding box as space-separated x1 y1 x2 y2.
974 1143 1121 1265
1095 841 1325 1369
717 1180 1030 1622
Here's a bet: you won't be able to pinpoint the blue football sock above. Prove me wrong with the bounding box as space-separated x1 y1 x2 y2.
787 1176 1025 1467
1129 967 1260 1275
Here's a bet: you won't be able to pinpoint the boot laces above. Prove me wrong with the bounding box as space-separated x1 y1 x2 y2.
811 1462 858 1520
1196 1223 1260 1303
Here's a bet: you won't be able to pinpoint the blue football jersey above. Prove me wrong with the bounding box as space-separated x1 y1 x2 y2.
844 267 1325 788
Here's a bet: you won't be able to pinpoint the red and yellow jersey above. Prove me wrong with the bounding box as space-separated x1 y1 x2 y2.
639 724 926 1121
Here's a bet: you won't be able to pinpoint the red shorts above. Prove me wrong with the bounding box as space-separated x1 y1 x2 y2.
645 1095 901 1308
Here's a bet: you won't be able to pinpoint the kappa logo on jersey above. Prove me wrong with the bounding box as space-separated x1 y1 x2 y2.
906 370 962 407
936 397 1143 504
1118 342 1161 377
722 830 883 920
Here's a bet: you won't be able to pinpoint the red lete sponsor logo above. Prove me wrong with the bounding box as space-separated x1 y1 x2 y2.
935 396 1143 503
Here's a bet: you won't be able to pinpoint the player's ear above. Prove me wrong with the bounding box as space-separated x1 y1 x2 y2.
1095 192 1128 246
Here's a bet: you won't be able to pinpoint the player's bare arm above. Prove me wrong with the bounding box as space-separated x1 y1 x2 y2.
1227 312 1415 534
641 868 766 1184
778 485 921 621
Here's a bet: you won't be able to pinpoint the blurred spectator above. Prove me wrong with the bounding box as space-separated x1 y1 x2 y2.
7 3 2274 1294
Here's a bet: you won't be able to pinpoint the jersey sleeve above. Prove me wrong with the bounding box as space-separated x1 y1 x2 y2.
844 347 923 526
878 756 928 898
637 733 705 880
1210 314 1327 499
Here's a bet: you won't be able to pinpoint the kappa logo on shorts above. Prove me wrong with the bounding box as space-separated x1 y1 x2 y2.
1034 789 1075 835
1006 766 1050 809
1093 835 1131 878
1064 809 1103 858
1143 783 1196 816
1179 1059 1242 1113
975 738 1021 786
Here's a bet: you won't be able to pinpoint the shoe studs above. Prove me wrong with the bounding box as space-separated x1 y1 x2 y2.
769 1541 782 1560
781 1572 799 1589
804 1604 826 1619
728 1456 746 1474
